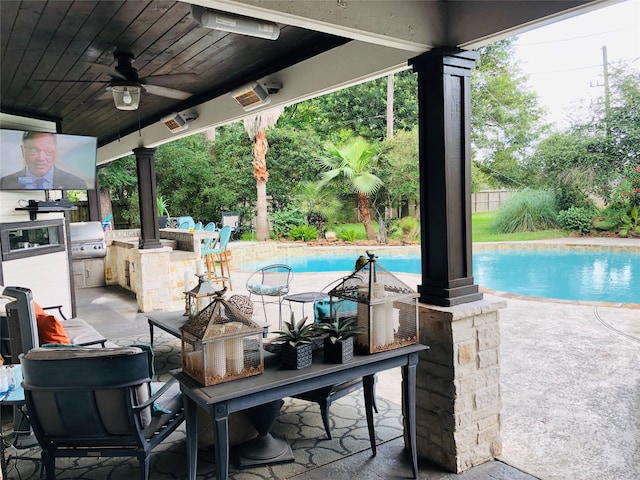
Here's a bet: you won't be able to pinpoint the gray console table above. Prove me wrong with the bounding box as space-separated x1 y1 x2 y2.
175 343 427 480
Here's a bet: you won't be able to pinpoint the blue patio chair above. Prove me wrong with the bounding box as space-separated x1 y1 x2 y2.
194 221 203 230
177 216 195 230
200 222 218 260
204 225 232 289
101 213 113 231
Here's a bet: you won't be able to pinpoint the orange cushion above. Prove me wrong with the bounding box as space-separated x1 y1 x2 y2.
36 314 70 345
33 301 47 317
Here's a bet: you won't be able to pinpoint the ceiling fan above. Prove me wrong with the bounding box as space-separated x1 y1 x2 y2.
36 50 197 111
98 50 196 110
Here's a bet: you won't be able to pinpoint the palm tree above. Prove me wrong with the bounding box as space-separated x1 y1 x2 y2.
318 137 383 241
294 181 342 237
243 107 284 241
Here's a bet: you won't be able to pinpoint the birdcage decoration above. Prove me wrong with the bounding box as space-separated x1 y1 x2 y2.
181 291 264 386
327 251 419 354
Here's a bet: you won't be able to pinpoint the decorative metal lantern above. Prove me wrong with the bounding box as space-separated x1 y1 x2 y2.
185 274 219 317
327 251 419 354
181 291 264 386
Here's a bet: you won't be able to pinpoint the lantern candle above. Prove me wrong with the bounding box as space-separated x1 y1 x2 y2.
184 271 190 291
357 284 369 347
205 325 226 378
370 283 387 349
384 301 394 345
225 322 245 374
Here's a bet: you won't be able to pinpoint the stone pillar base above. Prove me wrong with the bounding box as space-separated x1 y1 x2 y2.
415 295 506 473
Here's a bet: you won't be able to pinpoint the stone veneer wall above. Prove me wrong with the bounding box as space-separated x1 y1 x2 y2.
415 296 506 473
228 243 421 270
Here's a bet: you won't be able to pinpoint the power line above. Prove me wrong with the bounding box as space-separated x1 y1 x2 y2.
515 23 639 47
522 57 639 76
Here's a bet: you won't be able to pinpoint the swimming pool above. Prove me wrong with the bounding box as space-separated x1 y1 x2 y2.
240 249 639 304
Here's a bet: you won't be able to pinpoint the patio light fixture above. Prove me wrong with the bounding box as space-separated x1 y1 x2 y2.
111 84 141 110
191 6 280 40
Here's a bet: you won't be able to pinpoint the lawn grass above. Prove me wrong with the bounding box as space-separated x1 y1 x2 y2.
240 212 570 242
471 211 568 242
329 212 569 242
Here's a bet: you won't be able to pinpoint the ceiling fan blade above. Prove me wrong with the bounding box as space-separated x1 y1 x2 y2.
96 89 113 100
143 84 192 100
141 73 200 87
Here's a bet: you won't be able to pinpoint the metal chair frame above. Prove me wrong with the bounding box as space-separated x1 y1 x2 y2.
246 264 294 330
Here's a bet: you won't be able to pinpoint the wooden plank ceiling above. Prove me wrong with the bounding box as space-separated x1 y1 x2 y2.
0 1 347 147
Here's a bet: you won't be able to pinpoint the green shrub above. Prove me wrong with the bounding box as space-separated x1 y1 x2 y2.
270 207 306 238
491 189 558 233
289 225 319 241
556 206 594 234
398 216 420 242
598 166 640 236
338 229 356 242
619 206 640 237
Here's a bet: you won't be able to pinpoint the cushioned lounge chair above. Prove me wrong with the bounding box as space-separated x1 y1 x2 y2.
21 346 185 480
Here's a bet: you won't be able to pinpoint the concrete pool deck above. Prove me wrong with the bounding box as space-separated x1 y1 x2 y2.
75 236 638 479
267 243 639 479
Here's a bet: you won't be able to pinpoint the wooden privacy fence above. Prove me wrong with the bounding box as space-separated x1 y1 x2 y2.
471 190 512 213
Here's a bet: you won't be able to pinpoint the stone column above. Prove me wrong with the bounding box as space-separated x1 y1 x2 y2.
415 296 505 473
136 248 173 312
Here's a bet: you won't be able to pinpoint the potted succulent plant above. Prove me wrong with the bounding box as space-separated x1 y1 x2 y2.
313 317 363 363
273 313 315 370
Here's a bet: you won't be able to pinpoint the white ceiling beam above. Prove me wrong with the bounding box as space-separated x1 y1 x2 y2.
189 0 445 52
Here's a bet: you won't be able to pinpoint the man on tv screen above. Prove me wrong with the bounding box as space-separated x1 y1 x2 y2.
0 131 88 190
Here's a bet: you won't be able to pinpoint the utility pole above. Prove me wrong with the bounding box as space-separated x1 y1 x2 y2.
386 73 394 139
602 45 611 132
591 46 611 134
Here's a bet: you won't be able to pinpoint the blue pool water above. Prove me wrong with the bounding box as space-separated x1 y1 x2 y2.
241 250 639 304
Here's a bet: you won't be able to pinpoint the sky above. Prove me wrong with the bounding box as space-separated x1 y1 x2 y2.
512 0 640 128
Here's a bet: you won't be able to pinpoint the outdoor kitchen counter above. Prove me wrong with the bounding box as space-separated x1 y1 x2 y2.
160 228 218 253
103 228 221 311
106 229 217 253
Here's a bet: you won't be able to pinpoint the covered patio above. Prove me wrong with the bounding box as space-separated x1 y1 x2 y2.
0 0 629 477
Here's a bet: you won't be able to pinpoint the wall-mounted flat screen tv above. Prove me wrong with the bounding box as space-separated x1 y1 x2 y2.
0 129 97 191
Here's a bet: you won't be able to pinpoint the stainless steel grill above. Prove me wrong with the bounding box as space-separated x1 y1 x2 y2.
69 222 106 259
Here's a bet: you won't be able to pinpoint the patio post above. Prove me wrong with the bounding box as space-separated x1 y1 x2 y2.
134 147 162 249
410 47 482 307
409 48 505 473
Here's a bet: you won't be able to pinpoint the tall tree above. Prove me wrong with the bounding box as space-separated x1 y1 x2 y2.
285 70 418 142
97 156 138 226
243 107 284 241
153 134 219 222
471 38 547 188
318 137 383 240
529 66 640 207
377 129 420 214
